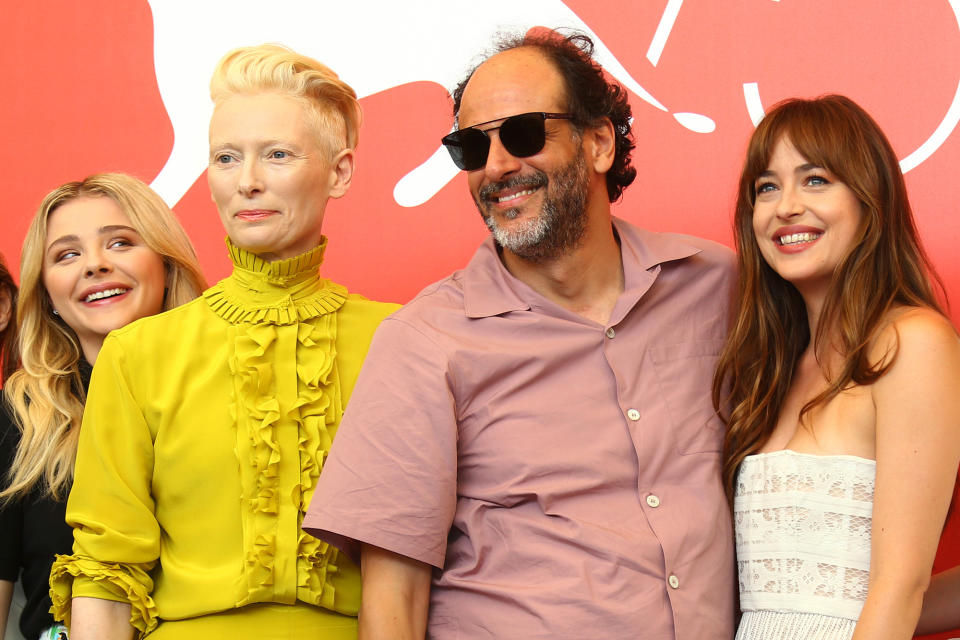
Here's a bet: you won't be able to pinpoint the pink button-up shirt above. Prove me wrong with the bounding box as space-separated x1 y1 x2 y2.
305 218 736 639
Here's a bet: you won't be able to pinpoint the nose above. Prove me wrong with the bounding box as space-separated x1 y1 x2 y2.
482 130 522 181
83 247 113 277
775 184 804 219
237 159 264 196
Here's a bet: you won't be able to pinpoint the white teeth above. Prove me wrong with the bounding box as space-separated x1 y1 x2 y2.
497 189 536 203
84 288 128 303
778 232 822 246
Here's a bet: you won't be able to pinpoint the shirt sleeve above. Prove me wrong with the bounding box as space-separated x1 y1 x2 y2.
303 316 459 569
0 407 23 581
49 335 159 635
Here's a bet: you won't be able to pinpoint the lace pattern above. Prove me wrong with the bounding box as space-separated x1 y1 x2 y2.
735 611 856 640
735 450 875 625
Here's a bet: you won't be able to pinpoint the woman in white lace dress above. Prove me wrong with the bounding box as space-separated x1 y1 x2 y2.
714 95 960 639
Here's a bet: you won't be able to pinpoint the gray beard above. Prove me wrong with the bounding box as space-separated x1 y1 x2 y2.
477 151 589 263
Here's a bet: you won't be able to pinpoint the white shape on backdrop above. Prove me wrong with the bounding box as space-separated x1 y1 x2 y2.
742 82 766 127
148 0 958 206
393 146 460 208
673 112 716 133
146 0 715 209
900 0 960 172
742 0 960 174
646 0 685 66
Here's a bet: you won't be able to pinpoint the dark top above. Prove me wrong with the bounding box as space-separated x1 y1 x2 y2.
0 361 90 639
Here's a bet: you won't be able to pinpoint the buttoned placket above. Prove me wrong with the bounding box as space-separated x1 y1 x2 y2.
604 314 682 608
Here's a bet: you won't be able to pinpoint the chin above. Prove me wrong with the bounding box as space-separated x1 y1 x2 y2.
102 312 140 332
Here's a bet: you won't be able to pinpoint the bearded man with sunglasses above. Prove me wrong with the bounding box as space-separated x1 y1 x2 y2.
305 31 736 640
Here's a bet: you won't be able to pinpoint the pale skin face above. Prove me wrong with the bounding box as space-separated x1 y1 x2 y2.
42 196 167 364
207 92 355 262
752 136 864 309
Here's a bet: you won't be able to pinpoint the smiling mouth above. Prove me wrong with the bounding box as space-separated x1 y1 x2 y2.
479 173 547 206
84 288 129 303
778 231 822 246
497 188 538 204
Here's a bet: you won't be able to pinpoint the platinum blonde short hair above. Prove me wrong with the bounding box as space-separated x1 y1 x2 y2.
210 43 362 158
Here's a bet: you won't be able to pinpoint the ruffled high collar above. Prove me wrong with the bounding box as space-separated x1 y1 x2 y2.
203 238 347 325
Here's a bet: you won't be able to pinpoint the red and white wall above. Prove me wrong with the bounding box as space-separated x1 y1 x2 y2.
2 3 958 636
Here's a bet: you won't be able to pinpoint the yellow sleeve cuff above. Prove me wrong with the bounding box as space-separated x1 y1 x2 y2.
49 554 159 635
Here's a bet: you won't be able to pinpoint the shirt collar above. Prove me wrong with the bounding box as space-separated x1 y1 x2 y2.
203 236 347 325
462 217 703 319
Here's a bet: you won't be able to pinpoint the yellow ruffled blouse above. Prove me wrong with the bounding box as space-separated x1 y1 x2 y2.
50 240 399 636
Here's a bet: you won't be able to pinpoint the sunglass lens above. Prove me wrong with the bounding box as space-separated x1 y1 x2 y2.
457 128 491 171
500 113 546 158
441 136 467 170
442 128 490 171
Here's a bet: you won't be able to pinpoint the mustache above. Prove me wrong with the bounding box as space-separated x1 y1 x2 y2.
478 172 548 203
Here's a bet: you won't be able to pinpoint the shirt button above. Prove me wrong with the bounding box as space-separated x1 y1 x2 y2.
605 327 616 339
626 408 641 421
668 574 680 589
646 494 661 508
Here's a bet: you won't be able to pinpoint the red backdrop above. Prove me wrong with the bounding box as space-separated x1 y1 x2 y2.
1 2 958 636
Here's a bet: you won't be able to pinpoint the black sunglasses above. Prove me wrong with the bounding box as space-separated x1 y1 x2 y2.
441 112 574 171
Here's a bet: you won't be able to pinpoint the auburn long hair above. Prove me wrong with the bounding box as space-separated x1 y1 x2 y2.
713 95 945 501
2 173 206 501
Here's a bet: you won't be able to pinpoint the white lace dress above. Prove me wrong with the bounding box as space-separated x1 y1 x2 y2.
734 450 876 639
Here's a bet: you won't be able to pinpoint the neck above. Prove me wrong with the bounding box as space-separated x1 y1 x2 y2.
798 280 829 345
501 213 623 325
800 284 845 369
79 339 101 366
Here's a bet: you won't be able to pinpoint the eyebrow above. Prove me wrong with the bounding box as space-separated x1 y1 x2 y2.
755 162 823 180
46 225 140 255
209 139 301 153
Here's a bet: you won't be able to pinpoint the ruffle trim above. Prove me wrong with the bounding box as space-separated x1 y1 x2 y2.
231 314 347 607
205 284 347 326
293 321 351 610
226 237 327 278
49 554 158 636
297 532 345 610
205 238 348 326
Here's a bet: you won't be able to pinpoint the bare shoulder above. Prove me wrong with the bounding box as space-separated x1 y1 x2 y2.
881 305 958 350
872 306 960 377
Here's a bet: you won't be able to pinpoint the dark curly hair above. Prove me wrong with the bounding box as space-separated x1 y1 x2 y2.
452 30 636 202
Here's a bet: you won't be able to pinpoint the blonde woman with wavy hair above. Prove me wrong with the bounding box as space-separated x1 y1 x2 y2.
0 173 205 640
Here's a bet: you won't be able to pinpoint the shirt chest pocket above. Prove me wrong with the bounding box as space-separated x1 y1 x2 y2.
649 340 725 455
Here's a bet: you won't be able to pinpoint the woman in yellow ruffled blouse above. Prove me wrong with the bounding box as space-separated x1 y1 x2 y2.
51 45 399 639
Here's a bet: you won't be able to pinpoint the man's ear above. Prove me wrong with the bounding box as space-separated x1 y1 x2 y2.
0 286 12 333
328 148 356 199
584 118 616 175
